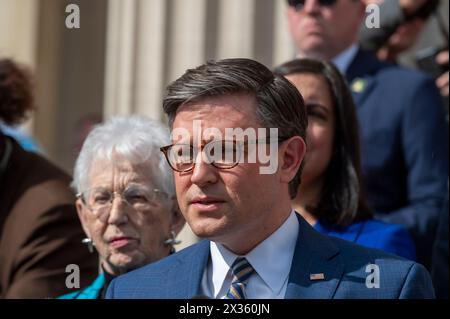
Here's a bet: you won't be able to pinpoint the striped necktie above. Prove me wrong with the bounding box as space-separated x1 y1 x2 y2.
225 257 254 299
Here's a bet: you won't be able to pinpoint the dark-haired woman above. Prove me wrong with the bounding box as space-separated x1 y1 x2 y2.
275 59 416 260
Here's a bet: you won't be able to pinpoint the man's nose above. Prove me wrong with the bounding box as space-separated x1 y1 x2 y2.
190 152 218 187
302 0 322 14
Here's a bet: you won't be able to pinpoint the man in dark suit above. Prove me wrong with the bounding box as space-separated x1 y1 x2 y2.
286 0 448 269
0 132 98 298
107 58 435 299
0 58 97 298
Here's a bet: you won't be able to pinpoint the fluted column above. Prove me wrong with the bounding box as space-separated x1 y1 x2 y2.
103 0 137 118
133 0 167 120
216 0 255 59
0 0 39 137
273 0 296 66
0 0 38 66
166 0 207 82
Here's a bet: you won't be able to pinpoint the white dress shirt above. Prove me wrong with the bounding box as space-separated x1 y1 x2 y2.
201 210 299 299
331 43 359 74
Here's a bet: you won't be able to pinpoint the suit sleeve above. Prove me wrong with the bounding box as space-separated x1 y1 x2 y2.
105 278 116 298
431 191 449 299
4 204 98 299
376 76 449 268
399 263 435 299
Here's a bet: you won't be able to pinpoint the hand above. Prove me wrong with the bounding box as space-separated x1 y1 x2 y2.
435 50 449 97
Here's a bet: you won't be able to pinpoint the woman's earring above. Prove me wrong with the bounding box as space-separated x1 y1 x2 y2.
81 237 95 253
164 231 182 253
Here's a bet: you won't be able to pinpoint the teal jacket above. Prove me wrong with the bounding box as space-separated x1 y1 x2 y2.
58 273 105 299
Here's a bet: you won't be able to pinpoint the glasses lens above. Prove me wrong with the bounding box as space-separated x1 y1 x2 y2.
123 186 152 206
122 185 168 207
87 188 111 209
205 140 240 168
289 0 337 9
320 0 337 6
168 144 195 171
289 0 304 7
83 188 112 221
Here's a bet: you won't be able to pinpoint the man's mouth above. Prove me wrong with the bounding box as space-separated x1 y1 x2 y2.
190 196 226 211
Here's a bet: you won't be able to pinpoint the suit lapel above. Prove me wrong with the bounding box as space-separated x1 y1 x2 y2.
285 214 344 299
345 49 382 107
166 240 210 298
168 215 346 299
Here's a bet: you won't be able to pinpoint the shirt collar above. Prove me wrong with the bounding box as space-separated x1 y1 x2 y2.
209 209 299 296
332 43 359 74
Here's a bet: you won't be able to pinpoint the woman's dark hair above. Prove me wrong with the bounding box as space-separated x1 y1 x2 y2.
274 58 372 227
0 58 35 125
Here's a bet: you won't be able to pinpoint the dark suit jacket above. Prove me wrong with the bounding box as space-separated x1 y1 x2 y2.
346 50 449 269
0 135 97 298
431 189 449 299
106 214 435 299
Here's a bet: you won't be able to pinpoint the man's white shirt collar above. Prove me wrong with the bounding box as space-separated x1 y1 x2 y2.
332 44 359 74
203 209 299 299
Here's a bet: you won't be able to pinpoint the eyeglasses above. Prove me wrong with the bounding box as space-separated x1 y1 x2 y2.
288 0 338 10
160 138 286 173
77 184 168 222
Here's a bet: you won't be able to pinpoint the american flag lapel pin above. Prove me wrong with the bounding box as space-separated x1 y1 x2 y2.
310 273 325 281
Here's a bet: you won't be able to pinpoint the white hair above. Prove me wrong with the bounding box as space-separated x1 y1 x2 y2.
72 115 174 197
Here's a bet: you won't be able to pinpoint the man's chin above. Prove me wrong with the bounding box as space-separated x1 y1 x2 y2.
189 219 228 240
299 38 327 57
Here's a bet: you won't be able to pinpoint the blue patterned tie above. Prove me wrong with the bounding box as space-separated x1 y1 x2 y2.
225 257 254 299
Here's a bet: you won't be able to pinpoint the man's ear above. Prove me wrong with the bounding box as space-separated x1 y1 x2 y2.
279 136 306 184
76 198 92 239
169 198 186 236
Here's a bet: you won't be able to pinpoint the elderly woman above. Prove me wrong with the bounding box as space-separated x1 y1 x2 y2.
60 116 185 299
274 59 416 260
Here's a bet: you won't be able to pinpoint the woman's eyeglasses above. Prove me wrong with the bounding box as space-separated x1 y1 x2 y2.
77 184 168 222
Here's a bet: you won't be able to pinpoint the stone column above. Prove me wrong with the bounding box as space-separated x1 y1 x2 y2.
273 0 295 66
103 0 138 118
0 0 39 138
216 0 255 59
133 0 167 120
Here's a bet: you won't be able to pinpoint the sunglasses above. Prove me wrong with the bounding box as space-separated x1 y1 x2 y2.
288 0 338 10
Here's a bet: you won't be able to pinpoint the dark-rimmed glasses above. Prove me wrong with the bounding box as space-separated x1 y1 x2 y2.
160 138 287 173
